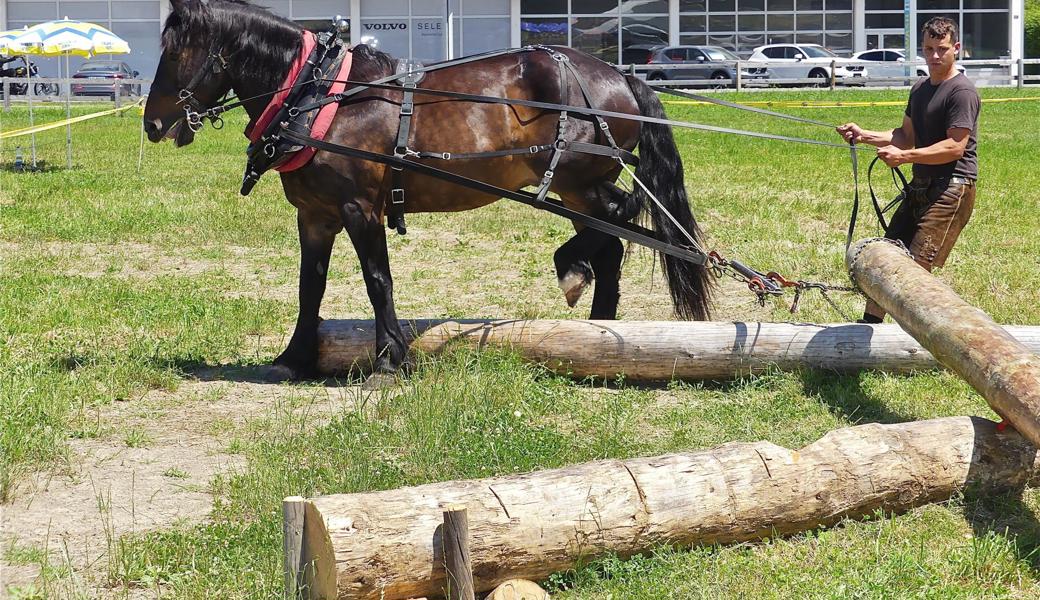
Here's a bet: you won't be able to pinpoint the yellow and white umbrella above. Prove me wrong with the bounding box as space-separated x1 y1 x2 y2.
8 18 131 168
1 28 28 55
7 18 130 56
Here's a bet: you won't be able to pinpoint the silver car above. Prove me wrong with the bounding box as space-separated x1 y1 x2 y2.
623 44 768 88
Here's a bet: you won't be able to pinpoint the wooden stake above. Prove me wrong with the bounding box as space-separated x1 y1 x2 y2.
442 505 475 600
283 496 306 600
848 238 1040 447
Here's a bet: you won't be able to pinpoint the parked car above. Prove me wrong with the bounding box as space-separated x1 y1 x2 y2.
622 44 768 88
850 49 966 81
71 60 140 99
748 43 865 86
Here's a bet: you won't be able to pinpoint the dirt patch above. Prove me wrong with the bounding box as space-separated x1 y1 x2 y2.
1 379 358 598
0 241 290 283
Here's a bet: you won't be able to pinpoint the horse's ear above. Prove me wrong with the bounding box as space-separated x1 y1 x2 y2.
170 0 206 15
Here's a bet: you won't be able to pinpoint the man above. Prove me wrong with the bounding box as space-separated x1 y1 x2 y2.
837 16 980 324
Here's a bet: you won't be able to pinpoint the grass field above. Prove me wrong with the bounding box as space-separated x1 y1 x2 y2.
2 87 1040 599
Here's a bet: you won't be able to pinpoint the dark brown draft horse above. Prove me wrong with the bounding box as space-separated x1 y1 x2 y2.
144 0 713 383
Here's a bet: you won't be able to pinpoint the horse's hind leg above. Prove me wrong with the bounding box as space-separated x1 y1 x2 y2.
273 210 339 379
553 228 623 319
554 184 635 319
339 200 408 386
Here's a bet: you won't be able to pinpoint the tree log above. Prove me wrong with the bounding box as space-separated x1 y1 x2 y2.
316 319 1040 382
847 238 1040 447
294 417 1040 600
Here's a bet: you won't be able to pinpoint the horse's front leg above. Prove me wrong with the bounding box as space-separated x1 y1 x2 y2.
339 200 408 387
273 210 338 379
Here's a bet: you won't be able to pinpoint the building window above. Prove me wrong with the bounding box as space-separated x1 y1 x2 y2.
521 0 668 64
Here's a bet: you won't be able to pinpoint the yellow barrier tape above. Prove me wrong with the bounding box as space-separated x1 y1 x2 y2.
662 96 1040 109
0 100 143 140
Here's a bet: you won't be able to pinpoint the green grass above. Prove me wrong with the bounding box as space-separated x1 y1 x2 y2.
2 89 1040 598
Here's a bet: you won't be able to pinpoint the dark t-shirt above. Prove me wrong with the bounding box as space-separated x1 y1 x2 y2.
904 73 980 179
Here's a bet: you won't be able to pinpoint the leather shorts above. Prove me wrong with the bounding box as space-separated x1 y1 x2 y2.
884 177 976 270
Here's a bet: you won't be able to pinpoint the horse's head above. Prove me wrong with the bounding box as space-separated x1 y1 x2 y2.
143 0 234 146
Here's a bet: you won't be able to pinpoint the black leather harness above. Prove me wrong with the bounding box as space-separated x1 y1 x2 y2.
240 29 349 195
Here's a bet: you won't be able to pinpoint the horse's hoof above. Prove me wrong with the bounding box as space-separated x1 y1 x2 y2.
361 371 400 391
559 271 591 308
260 364 298 382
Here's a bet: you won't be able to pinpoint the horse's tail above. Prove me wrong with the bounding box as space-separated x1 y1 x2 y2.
624 75 714 320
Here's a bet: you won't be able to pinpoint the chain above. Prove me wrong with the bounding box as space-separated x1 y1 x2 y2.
708 251 861 318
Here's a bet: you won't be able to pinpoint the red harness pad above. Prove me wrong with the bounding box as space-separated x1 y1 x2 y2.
245 30 353 173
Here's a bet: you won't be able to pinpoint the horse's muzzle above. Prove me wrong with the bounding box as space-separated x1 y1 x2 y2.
143 118 165 143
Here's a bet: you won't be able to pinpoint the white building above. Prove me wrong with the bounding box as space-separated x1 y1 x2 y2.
0 0 1026 78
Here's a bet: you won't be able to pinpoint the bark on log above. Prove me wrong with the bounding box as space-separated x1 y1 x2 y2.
847 238 1040 447
316 319 1040 382
294 416 1040 600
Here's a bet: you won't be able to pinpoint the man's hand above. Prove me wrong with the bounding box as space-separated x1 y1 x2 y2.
836 123 863 144
876 145 907 168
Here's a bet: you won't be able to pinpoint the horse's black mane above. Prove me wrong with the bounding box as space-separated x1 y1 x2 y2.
162 0 396 92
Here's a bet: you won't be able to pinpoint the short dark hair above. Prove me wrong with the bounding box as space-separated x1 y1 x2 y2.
921 16 959 45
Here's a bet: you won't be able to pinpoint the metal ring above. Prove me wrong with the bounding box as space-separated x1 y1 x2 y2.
210 116 225 130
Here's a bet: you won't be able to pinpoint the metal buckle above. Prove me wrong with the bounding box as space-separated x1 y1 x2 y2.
401 103 413 116
391 189 405 205
184 106 204 132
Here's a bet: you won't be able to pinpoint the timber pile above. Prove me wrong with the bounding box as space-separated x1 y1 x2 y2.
848 238 1040 447
285 417 1040 600
316 319 1040 381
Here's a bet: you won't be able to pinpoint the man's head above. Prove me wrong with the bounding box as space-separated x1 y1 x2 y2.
921 16 961 76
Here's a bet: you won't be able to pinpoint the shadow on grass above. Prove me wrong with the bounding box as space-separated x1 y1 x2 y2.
1 160 62 173
173 359 364 387
963 418 1040 573
964 490 1040 572
798 369 915 425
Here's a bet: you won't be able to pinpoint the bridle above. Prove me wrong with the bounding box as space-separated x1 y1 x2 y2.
176 45 233 132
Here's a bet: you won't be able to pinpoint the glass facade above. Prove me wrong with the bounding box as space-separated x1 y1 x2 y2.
521 0 670 64
359 0 509 60
0 0 1021 71
676 0 852 55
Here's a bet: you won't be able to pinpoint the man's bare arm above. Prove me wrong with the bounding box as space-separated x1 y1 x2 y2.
836 115 914 149
876 126 970 167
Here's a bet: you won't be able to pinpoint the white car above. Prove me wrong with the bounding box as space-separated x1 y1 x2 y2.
850 49 966 81
749 43 865 86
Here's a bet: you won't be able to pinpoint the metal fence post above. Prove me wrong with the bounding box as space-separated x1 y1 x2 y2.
1018 58 1025 90
115 83 122 109
830 59 836 90
2 80 9 112
736 60 742 91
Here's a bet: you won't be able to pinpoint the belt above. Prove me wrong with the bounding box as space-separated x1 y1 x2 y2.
910 176 976 188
